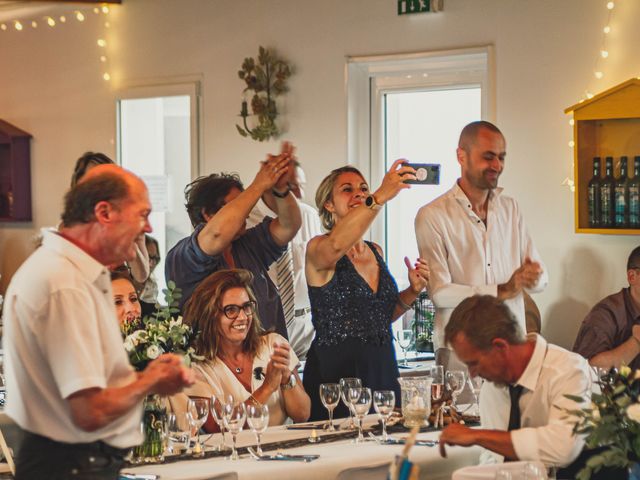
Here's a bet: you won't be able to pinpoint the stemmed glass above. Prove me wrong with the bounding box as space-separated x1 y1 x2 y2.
373 390 395 442
166 412 192 454
395 329 413 366
210 394 232 452
467 376 484 414
246 403 269 456
445 370 466 410
430 365 444 426
319 383 341 432
339 377 362 429
349 387 372 443
187 397 210 456
223 402 246 461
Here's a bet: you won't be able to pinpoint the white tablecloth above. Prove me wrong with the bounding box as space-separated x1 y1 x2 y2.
126 415 482 480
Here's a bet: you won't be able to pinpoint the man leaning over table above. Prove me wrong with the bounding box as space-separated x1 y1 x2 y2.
573 245 640 370
439 295 625 480
414 121 548 370
3 165 194 480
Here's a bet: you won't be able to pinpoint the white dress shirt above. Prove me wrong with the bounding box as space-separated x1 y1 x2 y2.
248 198 323 359
415 182 548 348
4 229 142 448
480 334 590 466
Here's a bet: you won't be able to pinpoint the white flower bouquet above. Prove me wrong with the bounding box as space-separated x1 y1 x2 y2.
121 281 202 371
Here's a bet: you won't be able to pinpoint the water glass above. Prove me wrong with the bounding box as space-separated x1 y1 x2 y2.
210 394 232 451
223 402 246 460
339 377 362 429
247 403 269 455
396 329 413 366
495 468 512 480
524 462 547 479
187 397 210 456
319 383 341 431
430 365 444 401
445 370 466 409
167 412 192 454
373 390 395 441
349 387 372 443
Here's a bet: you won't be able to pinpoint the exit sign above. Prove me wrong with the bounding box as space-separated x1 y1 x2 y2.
397 0 443 15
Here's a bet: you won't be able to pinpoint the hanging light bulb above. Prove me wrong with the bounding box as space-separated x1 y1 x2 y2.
569 118 575 126
586 91 594 99
31 21 38 28
104 21 110 28
103 72 111 81
75 11 85 22
100 55 107 63
94 7 100 14
14 21 23 31
59 16 66 23
603 25 611 34
101 5 110 14
47 17 56 27
606 1 614 9
0 24 7 31
97 38 107 47
568 140 575 148
601 50 609 58
595 71 604 79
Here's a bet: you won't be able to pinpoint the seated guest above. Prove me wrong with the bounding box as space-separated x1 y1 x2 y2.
136 234 161 317
439 295 624 479
111 269 142 327
303 161 429 420
573 246 640 370
165 142 301 339
177 269 310 429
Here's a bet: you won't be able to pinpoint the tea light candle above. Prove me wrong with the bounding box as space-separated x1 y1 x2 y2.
308 429 320 443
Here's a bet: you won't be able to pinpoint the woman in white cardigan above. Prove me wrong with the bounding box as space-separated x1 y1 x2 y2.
175 269 310 431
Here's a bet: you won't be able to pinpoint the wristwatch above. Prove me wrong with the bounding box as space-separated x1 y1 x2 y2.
365 194 382 211
281 373 297 390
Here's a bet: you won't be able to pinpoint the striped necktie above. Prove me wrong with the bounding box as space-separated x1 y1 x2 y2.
276 245 295 328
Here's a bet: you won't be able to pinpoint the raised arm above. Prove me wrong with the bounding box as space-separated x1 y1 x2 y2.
197 155 291 256
307 159 415 279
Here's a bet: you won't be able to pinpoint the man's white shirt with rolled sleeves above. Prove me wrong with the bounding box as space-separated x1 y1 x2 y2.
415 182 548 348
480 334 591 466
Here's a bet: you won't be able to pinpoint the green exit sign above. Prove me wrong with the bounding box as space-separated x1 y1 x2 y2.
397 0 443 15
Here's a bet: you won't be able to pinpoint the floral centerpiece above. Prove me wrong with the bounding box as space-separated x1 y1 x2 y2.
565 365 640 480
121 281 202 463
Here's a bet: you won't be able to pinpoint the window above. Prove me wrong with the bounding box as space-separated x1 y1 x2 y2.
116 81 201 301
347 47 493 356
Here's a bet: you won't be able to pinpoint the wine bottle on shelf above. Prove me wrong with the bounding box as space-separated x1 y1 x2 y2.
600 156 615 228
614 156 629 228
629 156 640 229
588 157 602 228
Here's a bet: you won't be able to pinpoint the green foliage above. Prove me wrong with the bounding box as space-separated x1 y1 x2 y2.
121 283 203 371
236 46 292 142
564 367 640 478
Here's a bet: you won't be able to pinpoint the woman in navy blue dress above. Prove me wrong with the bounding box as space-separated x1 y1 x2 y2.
303 160 430 420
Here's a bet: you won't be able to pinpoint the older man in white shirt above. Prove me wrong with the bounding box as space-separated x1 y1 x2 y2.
415 121 547 361
438 296 626 480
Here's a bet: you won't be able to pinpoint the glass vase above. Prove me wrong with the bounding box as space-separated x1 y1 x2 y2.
130 394 167 464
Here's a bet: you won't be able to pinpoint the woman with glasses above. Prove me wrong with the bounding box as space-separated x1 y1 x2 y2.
177 268 310 429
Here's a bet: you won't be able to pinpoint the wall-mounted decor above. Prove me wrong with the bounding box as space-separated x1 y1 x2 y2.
0 119 32 222
236 46 292 142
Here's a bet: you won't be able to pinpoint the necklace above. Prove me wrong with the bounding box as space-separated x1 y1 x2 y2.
220 353 247 376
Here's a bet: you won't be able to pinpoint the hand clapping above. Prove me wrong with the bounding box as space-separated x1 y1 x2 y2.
263 342 292 393
405 256 430 294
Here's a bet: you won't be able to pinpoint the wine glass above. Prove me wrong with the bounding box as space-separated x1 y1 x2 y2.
467 376 484 414
319 383 341 431
339 377 362 429
223 402 246 461
349 387 372 443
246 403 269 456
430 365 444 427
210 394 232 451
395 329 413 366
445 370 466 409
166 412 192 454
187 397 210 457
373 390 395 441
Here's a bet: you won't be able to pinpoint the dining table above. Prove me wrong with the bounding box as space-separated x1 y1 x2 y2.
125 414 483 480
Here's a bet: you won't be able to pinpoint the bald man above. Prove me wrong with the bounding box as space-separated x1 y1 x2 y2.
4 165 194 479
414 121 548 369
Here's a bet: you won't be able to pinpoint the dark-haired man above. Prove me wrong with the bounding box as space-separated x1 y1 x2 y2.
439 295 602 477
165 142 301 339
4 164 194 479
573 246 640 370
415 121 547 367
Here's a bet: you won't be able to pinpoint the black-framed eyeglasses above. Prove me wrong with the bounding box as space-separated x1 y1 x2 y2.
222 301 256 320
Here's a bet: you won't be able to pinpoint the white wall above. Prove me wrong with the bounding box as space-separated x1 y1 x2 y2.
0 0 638 348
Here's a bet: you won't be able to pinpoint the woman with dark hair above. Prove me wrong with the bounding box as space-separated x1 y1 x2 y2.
110 269 142 328
303 161 430 420
177 268 310 429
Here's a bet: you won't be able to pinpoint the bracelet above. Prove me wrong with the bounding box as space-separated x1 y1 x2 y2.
248 394 263 407
271 186 290 198
397 295 413 311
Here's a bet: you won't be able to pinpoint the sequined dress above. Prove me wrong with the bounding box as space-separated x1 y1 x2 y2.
303 241 401 420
